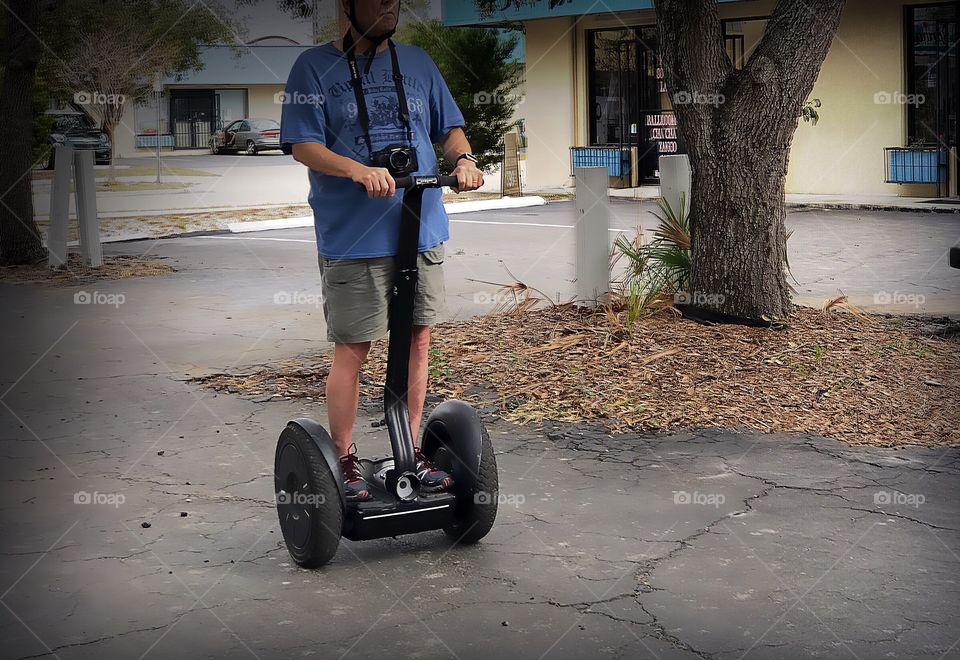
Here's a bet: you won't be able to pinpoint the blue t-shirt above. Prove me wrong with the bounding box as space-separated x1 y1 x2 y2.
280 42 465 259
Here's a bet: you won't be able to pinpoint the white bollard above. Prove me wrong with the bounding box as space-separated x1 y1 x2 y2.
47 144 74 268
74 149 102 267
574 166 610 307
658 154 691 217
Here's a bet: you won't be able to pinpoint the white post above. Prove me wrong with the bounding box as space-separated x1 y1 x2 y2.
658 154 691 217
47 143 74 268
74 149 102 267
574 166 610 307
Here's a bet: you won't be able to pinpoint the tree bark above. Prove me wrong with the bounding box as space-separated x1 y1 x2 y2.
0 0 49 265
656 0 846 320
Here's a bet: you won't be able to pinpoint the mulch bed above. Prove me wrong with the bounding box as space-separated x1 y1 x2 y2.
194 305 959 448
0 254 175 285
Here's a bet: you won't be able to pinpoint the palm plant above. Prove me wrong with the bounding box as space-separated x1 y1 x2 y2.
611 195 691 323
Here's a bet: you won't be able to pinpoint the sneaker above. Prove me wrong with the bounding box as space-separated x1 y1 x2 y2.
414 448 454 493
339 444 373 502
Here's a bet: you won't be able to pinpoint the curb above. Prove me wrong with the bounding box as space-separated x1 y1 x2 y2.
226 196 548 233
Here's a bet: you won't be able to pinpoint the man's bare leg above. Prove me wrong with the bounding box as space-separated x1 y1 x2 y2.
408 325 430 443
326 341 371 457
407 325 453 490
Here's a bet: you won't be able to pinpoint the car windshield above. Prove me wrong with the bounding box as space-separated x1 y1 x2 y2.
53 114 95 133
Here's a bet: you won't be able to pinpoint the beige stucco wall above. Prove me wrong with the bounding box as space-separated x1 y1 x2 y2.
247 84 285 122
522 17 579 190
113 116 137 159
787 0 933 196
521 0 940 196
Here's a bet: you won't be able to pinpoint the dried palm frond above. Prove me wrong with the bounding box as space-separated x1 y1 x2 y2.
821 292 874 324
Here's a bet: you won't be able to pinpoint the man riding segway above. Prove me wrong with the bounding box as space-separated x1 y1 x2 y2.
280 0 484 502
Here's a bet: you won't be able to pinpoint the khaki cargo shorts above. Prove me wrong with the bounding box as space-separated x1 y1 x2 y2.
317 243 447 344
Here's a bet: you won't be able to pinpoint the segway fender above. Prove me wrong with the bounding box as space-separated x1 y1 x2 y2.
287 418 346 506
422 400 484 481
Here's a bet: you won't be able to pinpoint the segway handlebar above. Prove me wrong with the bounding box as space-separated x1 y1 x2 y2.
393 175 459 189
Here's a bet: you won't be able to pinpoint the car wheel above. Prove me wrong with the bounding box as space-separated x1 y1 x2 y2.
246 140 258 156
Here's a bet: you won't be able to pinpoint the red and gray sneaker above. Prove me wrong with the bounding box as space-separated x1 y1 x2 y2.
414 447 454 493
339 445 373 502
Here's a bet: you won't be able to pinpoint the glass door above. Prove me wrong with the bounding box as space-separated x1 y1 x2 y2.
170 89 215 149
635 26 677 183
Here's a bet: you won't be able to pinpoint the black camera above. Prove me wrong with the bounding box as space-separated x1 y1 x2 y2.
372 143 418 177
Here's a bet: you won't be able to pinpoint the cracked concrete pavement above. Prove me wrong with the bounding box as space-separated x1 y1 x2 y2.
1 205 958 659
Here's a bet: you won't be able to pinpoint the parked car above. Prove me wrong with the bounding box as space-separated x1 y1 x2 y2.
45 110 112 169
209 118 281 155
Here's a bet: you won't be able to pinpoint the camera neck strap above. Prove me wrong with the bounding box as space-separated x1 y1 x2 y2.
342 30 413 158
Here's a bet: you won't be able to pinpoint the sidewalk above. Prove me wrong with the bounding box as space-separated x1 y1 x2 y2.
534 184 960 212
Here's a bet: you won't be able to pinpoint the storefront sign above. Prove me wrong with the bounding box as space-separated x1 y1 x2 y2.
502 131 521 196
646 113 678 154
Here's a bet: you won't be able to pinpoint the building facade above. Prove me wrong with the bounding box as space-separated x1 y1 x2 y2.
113 44 312 158
445 0 960 197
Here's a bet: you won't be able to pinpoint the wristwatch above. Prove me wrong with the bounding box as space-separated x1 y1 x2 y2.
455 152 478 166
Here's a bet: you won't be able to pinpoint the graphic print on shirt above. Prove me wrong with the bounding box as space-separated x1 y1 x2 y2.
330 69 428 162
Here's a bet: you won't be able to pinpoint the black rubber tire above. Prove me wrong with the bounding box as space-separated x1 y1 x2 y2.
274 424 342 567
441 425 498 544
246 140 258 155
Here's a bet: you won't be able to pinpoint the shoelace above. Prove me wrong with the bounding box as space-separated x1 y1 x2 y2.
339 443 363 481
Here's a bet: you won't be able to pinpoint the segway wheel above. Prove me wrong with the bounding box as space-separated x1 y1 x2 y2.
434 424 498 544
274 424 342 567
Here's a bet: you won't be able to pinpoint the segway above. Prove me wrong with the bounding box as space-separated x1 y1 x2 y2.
274 175 499 568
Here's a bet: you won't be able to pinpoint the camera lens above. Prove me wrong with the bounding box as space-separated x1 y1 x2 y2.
390 150 410 170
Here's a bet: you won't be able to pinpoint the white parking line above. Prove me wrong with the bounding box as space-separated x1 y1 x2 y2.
191 235 315 243
202 217 633 243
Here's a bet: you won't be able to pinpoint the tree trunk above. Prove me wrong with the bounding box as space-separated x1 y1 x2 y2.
656 0 846 321
0 0 48 265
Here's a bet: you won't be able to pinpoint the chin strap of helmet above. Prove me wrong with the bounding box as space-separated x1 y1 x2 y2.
344 0 397 73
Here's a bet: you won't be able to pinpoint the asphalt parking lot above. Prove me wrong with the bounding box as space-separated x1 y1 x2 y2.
1 204 958 658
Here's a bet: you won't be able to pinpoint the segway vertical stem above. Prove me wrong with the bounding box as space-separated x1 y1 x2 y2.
383 186 424 480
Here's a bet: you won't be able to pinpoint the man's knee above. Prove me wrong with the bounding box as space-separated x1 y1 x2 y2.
410 326 430 355
333 342 371 372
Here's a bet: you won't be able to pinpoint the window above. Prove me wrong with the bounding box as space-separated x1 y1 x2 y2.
906 3 960 147
588 28 637 146
585 26 680 182
723 18 768 69
134 94 170 136
215 89 247 127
